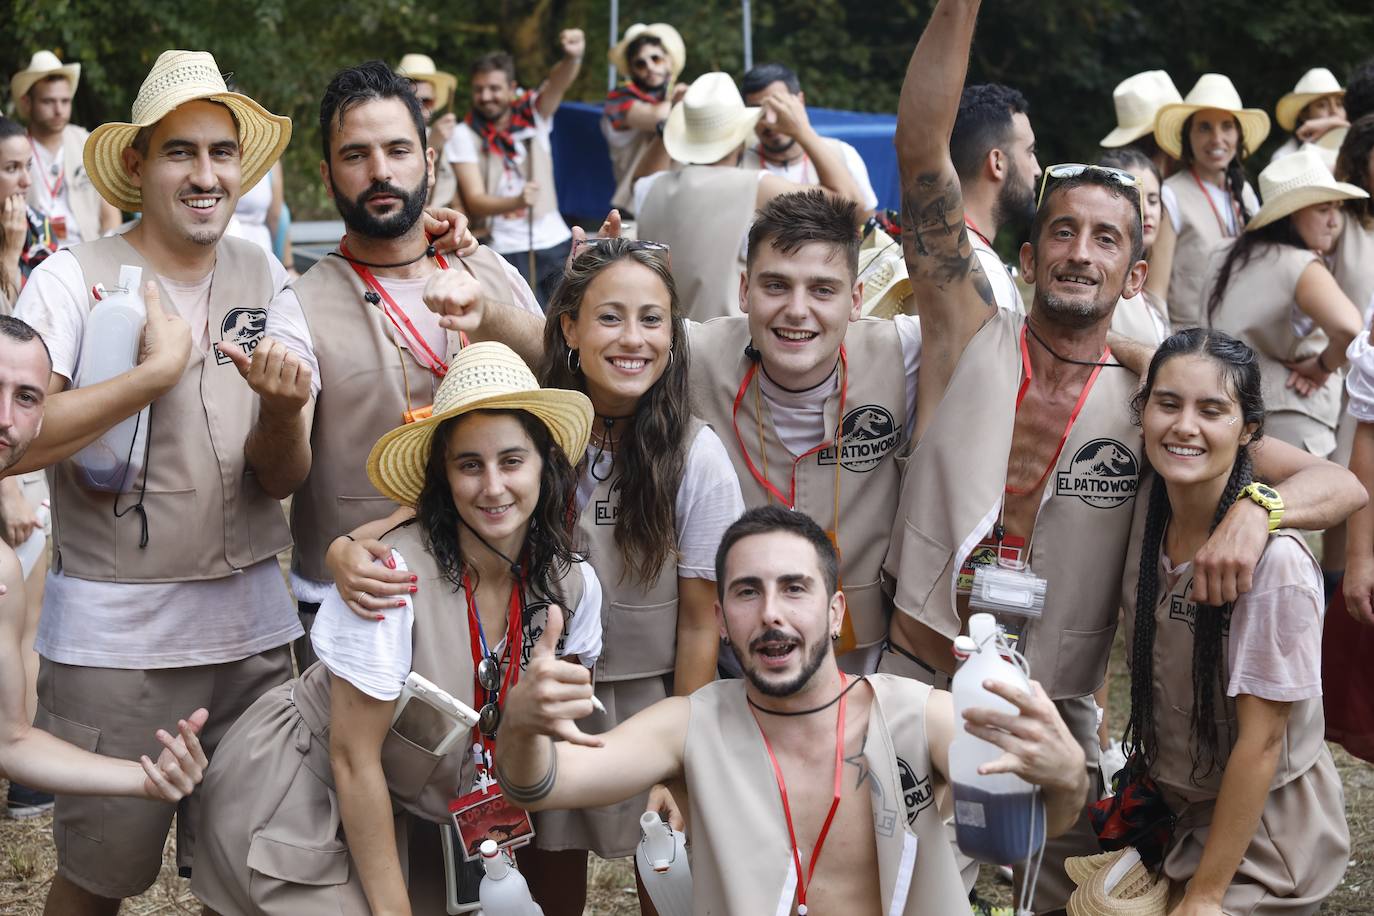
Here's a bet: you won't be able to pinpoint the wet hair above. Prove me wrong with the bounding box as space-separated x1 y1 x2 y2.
1204 216 1308 321
1030 170 1145 263
0 315 52 369
742 62 801 98
471 52 517 84
1179 111 1254 225
746 189 860 281
714 506 838 601
1336 113 1374 228
1346 58 1374 124
951 83 1030 185
415 409 582 610
540 239 690 585
1123 329 1265 782
319 60 427 165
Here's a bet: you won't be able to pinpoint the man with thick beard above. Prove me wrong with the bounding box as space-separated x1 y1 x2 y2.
494 505 1090 915
224 61 546 670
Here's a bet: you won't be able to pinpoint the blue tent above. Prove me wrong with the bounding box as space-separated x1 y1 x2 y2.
550 101 899 223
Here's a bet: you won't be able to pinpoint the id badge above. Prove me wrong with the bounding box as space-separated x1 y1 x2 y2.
449 786 534 861
51 215 67 241
957 534 1026 595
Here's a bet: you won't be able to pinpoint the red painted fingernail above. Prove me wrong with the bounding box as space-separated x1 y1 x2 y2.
395 599 406 607
408 584 417 593
409 574 417 583
376 615 386 622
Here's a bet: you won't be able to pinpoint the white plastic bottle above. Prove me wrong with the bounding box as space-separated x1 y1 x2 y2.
947 613 1046 864
634 811 692 916
71 266 150 493
478 840 544 915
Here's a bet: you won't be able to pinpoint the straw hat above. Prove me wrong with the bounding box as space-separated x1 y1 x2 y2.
609 23 686 85
366 342 593 507
83 50 291 212
10 50 81 102
1065 848 1169 916
858 226 913 319
396 54 457 111
1276 68 1345 133
663 72 762 165
1246 145 1367 230
1153 74 1271 161
1100 71 1182 148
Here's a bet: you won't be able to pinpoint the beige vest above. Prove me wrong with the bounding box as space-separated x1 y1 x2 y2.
291 521 585 822
1332 218 1374 318
607 127 654 215
885 309 1142 698
1119 482 1327 804
690 317 905 650
1111 291 1169 346
1207 243 1338 432
636 166 759 321
290 246 516 582
456 119 560 237
685 675 967 916
578 418 706 682
1164 171 1255 329
50 234 290 582
28 124 105 241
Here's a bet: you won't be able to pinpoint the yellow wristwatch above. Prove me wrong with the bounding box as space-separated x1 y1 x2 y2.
1240 482 1284 532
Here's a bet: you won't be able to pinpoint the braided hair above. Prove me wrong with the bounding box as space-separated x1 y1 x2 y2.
1180 111 1255 225
1123 329 1265 782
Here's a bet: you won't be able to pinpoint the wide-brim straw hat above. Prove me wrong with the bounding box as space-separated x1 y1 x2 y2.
1276 67 1345 133
664 72 762 165
1247 145 1368 230
858 226 913 319
367 342 592 507
11 50 81 102
1101 70 1182 148
609 23 686 85
84 50 291 212
396 54 457 111
1153 73 1271 161
1065 848 1169 916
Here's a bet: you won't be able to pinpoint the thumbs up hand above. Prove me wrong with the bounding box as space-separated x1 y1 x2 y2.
504 605 604 748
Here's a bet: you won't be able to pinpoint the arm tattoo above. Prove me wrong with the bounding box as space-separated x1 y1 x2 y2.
901 171 992 308
494 739 557 805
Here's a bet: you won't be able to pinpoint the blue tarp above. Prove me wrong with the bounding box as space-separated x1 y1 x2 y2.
550 101 898 223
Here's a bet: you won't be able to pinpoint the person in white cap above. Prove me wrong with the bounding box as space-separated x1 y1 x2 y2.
395 53 461 209
633 72 866 321
10 51 121 248
1272 68 1349 163
601 22 686 214
1147 73 1270 329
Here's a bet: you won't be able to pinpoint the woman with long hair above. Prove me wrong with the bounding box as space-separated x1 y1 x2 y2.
1119 329 1347 913
1205 147 1365 461
1100 145 1170 344
192 343 604 915
1148 75 1269 328
523 236 744 913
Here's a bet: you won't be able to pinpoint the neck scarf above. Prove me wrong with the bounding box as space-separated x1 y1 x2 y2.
465 89 539 169
604 80 667 131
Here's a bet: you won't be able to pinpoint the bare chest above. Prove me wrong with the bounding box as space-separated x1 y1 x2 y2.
1003 382 1084 539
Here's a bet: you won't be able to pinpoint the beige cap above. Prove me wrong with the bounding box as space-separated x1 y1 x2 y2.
609 23 686 86
1101 71 1182 148
396 54 457 111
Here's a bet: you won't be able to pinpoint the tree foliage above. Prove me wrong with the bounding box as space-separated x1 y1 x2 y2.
5 0 1373 218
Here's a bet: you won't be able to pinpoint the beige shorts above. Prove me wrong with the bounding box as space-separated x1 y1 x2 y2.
35 646 293 899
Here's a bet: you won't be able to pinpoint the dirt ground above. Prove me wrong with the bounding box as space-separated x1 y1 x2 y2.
2 630 1370 914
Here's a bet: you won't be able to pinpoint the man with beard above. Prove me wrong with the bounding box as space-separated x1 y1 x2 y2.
741 62 879 219
11 51 121 248
600 22 685 215
446 32 585 306
881 1 1367 910
494 506 1090 915
949 82 1041 314
224 61 546 670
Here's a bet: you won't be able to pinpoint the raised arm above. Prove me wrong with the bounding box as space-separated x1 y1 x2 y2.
899 0 998 412
535 30 586 120
753 94 867 218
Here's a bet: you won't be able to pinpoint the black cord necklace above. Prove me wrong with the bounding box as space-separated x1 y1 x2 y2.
747 675 865 716
588 413 634 482
1025 319 1125 368
329 244 437 270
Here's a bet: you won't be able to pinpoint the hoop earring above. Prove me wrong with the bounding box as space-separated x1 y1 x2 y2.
567 348 581 374
666 346 675 368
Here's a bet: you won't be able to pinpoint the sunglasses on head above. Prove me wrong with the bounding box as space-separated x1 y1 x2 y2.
1036 163 1142 208
572 236 671 264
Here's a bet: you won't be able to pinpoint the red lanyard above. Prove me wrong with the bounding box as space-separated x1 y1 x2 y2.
753 673 848 916
1189 168 1239 238
965 216 993 249
1005 326 1108 497
463 573 524 755
28 136 62 200
730 347 848 509
339 239 452 377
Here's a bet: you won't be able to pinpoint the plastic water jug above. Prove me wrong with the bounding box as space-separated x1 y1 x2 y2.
634 811 691 916
71 266 150 492
478 839 543 915
948 613 1046 864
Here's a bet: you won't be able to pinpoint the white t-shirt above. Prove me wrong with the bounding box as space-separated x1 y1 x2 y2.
1343 304 1374 422
14 239 300 668
970 234 1025 314
29 138 83 248
687 315 922 457
575 424 745 580
312 549 603 701
444 108 572 255
1162 177 1258 236
749 139 880 212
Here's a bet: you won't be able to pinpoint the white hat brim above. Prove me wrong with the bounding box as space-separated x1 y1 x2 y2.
1246 180 1368 231
1153 103 1271 161
609 23 687 84
397 68 458 112
1100 121 1155 148
663 103 762 165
